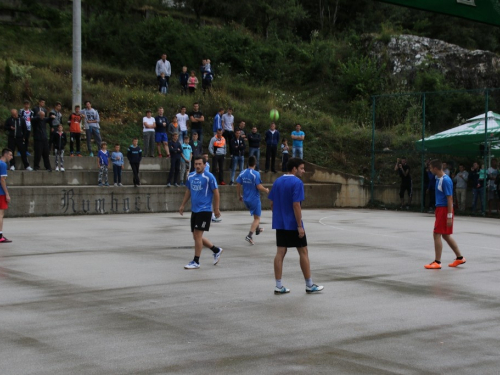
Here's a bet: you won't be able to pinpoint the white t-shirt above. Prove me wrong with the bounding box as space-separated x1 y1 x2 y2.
143 116 155 132
221 113 234 131
176 113 189 132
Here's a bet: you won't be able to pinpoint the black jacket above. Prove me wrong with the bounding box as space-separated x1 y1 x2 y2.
169 140 182 157
127 145 142 163
51 131 67 150
247 132 261 148
230 137 245 157
4 117 28 139
32 117 49 141
190 140 203 157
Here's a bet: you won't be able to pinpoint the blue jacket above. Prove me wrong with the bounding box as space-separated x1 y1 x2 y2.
213 113 222 133
127 145 142 163
265 129 280 146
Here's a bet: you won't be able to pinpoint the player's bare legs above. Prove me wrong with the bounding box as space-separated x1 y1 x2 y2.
192 229 214 257
274 247 287 280
433 232 444 262
442 234 462 257
297 246 311 279
250 215 260 233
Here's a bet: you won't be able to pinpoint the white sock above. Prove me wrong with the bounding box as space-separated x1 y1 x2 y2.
276 279 282 288
305 278 313 287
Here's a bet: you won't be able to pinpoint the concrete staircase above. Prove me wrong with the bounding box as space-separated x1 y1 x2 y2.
7 156 340 217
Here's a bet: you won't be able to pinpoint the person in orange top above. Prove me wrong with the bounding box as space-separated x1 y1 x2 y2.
67 105 83 156
168 116 180 138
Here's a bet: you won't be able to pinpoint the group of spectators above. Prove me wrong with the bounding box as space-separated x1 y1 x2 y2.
155 54 214 95
396 156 500 215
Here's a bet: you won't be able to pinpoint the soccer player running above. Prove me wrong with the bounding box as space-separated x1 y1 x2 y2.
0 148 14 243
236 156 269 245
268 158 324 294
179 156 223 269
425 159 466 269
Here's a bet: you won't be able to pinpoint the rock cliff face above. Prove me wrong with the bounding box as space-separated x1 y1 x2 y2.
369 34 500 89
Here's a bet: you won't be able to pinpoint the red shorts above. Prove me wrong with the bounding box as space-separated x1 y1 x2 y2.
0 195 8 210
434 206 453 235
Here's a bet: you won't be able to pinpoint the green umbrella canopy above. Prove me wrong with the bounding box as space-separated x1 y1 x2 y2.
415 111 500 156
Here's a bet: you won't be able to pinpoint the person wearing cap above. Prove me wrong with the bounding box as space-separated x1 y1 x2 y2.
142 110 156 157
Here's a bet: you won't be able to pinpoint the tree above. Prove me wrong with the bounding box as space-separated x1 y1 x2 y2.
254 0 306 39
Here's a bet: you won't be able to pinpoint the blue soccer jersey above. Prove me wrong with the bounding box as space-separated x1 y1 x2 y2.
186 170 218 212
237 168 262 203
268 174 305 230
435 174 453 207
0 160 7 195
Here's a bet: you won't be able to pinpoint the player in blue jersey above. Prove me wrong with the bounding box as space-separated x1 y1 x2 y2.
236 156 269 245
425 159 466 270
179 156 223 269
0 148 13 243
268 158 323 295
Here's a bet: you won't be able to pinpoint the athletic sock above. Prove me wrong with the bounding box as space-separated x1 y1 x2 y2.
194 256 200 264
305 278 313 288
457 256 463 260
276 279 282 288
435 260 441 264
210 246 220 254
248 231 253 238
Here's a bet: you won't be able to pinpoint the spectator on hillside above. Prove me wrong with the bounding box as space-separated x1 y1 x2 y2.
33 98 47 119
176 106 189 141
158 72 168 94
426 161 435 213
180 135 192 186
264 122 279 173
68 105 83 157
189 132 203 172
4 109 32 171
189 102 204 142
209 128 227 185
167 133 182 187
237 121 247 141
142 110 156 157
179 66 189 95
229 129 245 185
168 116 180 138
248 126 261 171
394 157 412 209
97 142 110 187
156 53 171 85
453 164 468 211
155 107 169 158
81 100 102 157
48 102 63 152
442 162 451 177
202 59 213 94
200 59 207 77
51 124 67 172
32 111 52 172
213 108 224 135
291 123 305 159
281 137 289 172
222 107 234 145
111 144 124 187
487 158 499 215
127 137 142 187
470 162 484 213
19 100 33 155
188 71 199 95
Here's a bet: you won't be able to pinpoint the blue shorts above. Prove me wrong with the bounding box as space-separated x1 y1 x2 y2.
155 133 168 143
244 200 261 217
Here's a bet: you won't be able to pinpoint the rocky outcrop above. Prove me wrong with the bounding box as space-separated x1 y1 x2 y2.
368 34 500 89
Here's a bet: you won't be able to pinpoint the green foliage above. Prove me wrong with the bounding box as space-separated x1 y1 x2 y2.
338 55 385 100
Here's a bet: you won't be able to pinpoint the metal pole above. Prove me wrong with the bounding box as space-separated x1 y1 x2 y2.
482 90 489 216
421 93 426 213
370 96 376 205
72 0 82 111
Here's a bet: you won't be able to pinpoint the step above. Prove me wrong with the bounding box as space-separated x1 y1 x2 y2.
6 184 340 217
6 170 315 186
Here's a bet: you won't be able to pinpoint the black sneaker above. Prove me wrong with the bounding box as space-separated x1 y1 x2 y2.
229 181 234 186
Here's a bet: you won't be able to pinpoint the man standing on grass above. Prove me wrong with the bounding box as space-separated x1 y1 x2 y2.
237 156 269 245
290 123 305 159
156 53 171 85
179 156 223 270
0 148 14 243
268 157 324 295
424 159 466 270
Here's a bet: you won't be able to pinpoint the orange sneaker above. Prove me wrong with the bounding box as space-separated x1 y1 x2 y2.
448 258 466 267
424 261 442 269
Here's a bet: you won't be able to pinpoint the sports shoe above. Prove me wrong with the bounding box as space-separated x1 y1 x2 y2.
424 261 442 269
306 284 324 294
77 154 83 157
245 235 254 245
274 286 290 295
60 168 65 172
26 166 33 171
212 216 222 223
89 152 94 157
114 183 118 187
98 183 103 187
166 183 171 187
118 183 123 187
26 151 31 156
256 227 264 235
0 237 12 243
449 258 466 267
55 167 60 172
70 153 75 157
220 181 226 185
174 183 180 187
158 154 162 158
213 248 223 265
184 261 200 269
104 183 109 187
10 166 15 171
229 181 234 186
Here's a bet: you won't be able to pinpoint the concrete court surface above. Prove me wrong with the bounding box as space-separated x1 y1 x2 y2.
0 209 499 375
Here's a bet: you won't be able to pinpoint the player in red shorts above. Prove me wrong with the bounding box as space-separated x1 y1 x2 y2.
0 148 13 243
425 159 465 269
